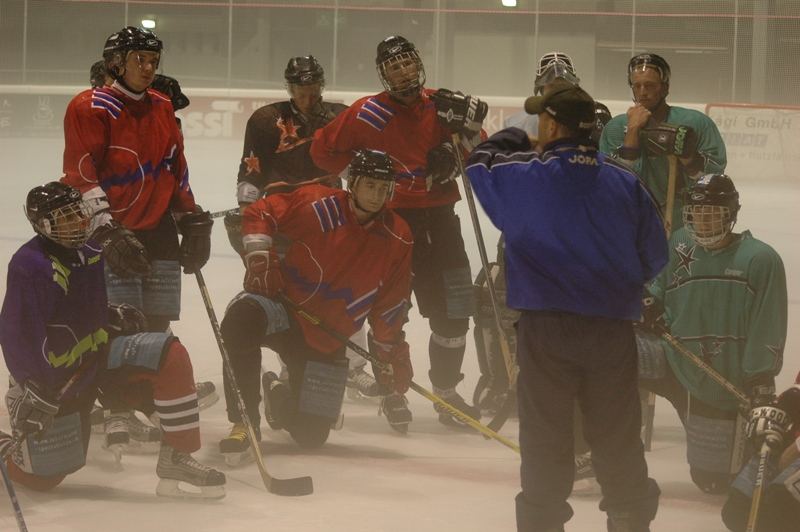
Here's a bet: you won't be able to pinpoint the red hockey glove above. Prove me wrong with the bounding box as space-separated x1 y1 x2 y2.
243 250 283 297
376 341 413 395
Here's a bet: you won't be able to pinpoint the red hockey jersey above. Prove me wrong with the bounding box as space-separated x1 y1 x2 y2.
62 83 195 230
242 185 413 354
310 89 461 210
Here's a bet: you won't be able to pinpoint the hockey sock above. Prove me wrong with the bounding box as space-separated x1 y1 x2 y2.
428 332 467 389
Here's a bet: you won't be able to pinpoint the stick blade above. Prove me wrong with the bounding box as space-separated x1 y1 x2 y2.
268 475 314 497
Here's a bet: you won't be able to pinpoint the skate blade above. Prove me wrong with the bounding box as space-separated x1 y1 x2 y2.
198 391 220 411
126 440 161 454
572 477 600 495
346 387 381 402
102 443 128 465
223 451 254 468
156 478 226 500
388 423 409 434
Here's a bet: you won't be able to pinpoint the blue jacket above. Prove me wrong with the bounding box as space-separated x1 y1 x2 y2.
465 128 668 320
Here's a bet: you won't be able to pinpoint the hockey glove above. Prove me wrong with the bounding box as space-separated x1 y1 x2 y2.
430 89 488 136
107 303 148 337
177 210 213 273
426 142 459 186
93 222 151 278
8 380 60 437
243 250 283 297
224 210 245 256
374 339 413 395
745 374 777 408
636 295 668 335
746 404 791 449
639 123 698 159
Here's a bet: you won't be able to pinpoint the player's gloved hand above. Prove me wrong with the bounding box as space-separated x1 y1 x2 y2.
224 210 245 256
93 222 152 278
243 250 283 297
177 210 213 274
636 295 668 335
374 339 413 394
107 303 147 337
639 123 698 158
745 374 777 409
8 381 60 437
426 142 459 185
746 403 791 449
430 89 488 136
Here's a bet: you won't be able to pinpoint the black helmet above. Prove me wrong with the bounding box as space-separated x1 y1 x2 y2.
590 102 612 144
682 174 740 248
151 74 190 111
25 182 92 248
103 27 163 80
375 35 426 98
284 56 325 86
348 149 396 212
628 53 671 85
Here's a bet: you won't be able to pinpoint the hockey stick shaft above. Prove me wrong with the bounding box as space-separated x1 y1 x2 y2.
451 134 518 431
664 155 678 237
211 208 239 219
745 439 774 532
660 330 749 405
194 271 313 496
0 461 27 532
283 296 520 454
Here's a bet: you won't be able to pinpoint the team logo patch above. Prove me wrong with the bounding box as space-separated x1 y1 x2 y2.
243 151 260 175
674 242 698 278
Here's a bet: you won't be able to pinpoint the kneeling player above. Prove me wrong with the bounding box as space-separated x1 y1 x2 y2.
0 182 225 499
218 149 413 465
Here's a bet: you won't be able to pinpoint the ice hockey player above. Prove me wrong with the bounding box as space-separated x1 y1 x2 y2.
311 35 485 429
217 149 413 464
226 56 378 400
72 28 217 457
466 80 666 532
90 59 112 88
0 182 225 498
721 371 800 532
637 174 787 494
599 53 726 230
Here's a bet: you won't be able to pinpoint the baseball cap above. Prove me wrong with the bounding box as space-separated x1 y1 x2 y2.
524 80 596 131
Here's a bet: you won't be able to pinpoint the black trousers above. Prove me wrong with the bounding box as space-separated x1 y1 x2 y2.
516 310 659 531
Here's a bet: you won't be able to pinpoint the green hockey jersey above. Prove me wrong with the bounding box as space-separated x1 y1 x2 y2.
599 106 726 230
649 229 786 411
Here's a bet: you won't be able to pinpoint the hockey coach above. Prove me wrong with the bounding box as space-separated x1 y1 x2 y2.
465 80 667 532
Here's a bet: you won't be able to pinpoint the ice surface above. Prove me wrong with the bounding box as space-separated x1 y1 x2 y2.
0 137 797 531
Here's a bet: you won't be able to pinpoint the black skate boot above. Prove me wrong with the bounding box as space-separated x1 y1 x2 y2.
102 410 130 464
346 365 381 400
218 422 261 467
379 393 412 433
432 386 481 427
262 371 291 431
156 443 226 499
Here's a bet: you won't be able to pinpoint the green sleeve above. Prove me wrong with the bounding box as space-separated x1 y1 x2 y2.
692 113 727 174
742 248 787 380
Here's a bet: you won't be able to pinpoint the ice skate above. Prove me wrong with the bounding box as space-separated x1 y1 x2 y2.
262 371 290 430
346 365 381 400
102 410 130 464
432 386 481 428
196 381 219 411
127 414 162 453
156 443 226 499
90 405 106 433
573 451 599 492
218 422 260 467
379 393 412 434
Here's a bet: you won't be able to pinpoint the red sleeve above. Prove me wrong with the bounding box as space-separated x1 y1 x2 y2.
310 104 364 175
170 131 195 213
241 190 303 240
61 91 108 195
367 217 413 345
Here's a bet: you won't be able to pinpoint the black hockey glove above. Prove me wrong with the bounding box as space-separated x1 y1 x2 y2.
224 210 245 257
636 295 668 335
639 123 698 158
430 89 488 136
8 380 60 437
93 222 152 278
107 303 147 337
746 403 791 449
745 374 777 408
177 210 213 274
426 142 459 186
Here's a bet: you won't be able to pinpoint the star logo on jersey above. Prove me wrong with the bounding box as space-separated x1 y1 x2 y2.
243 151 260 176
700 340 724 364
276 117 308 154
674 242 698 278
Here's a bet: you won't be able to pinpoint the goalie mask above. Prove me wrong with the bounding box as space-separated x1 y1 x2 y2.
347 149 396 214
682 174 740 248
25 182 93 249
534 52 580 95
376 35 426 99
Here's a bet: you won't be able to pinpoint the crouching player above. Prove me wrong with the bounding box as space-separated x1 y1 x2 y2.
218 149 413 464
0 182 225 499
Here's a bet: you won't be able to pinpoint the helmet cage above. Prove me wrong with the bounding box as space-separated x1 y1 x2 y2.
377 50 426 98
534 60 580 95
26 189 93 249
682 204 735 248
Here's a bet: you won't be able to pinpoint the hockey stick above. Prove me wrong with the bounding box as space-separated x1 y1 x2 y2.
211 208 239 219
664 155 678 236
282 296 520 454
745 437 777 532
194 271 313 496
451 133 518 432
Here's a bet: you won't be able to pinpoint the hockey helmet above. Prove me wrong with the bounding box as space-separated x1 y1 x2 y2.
103 27 163 80
285 56 325 87
682 174 740 248
628 53 671 86
590 102 612 144
534 52 579 95
375 35 426 98
347 149 396 204
25 182 93 248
